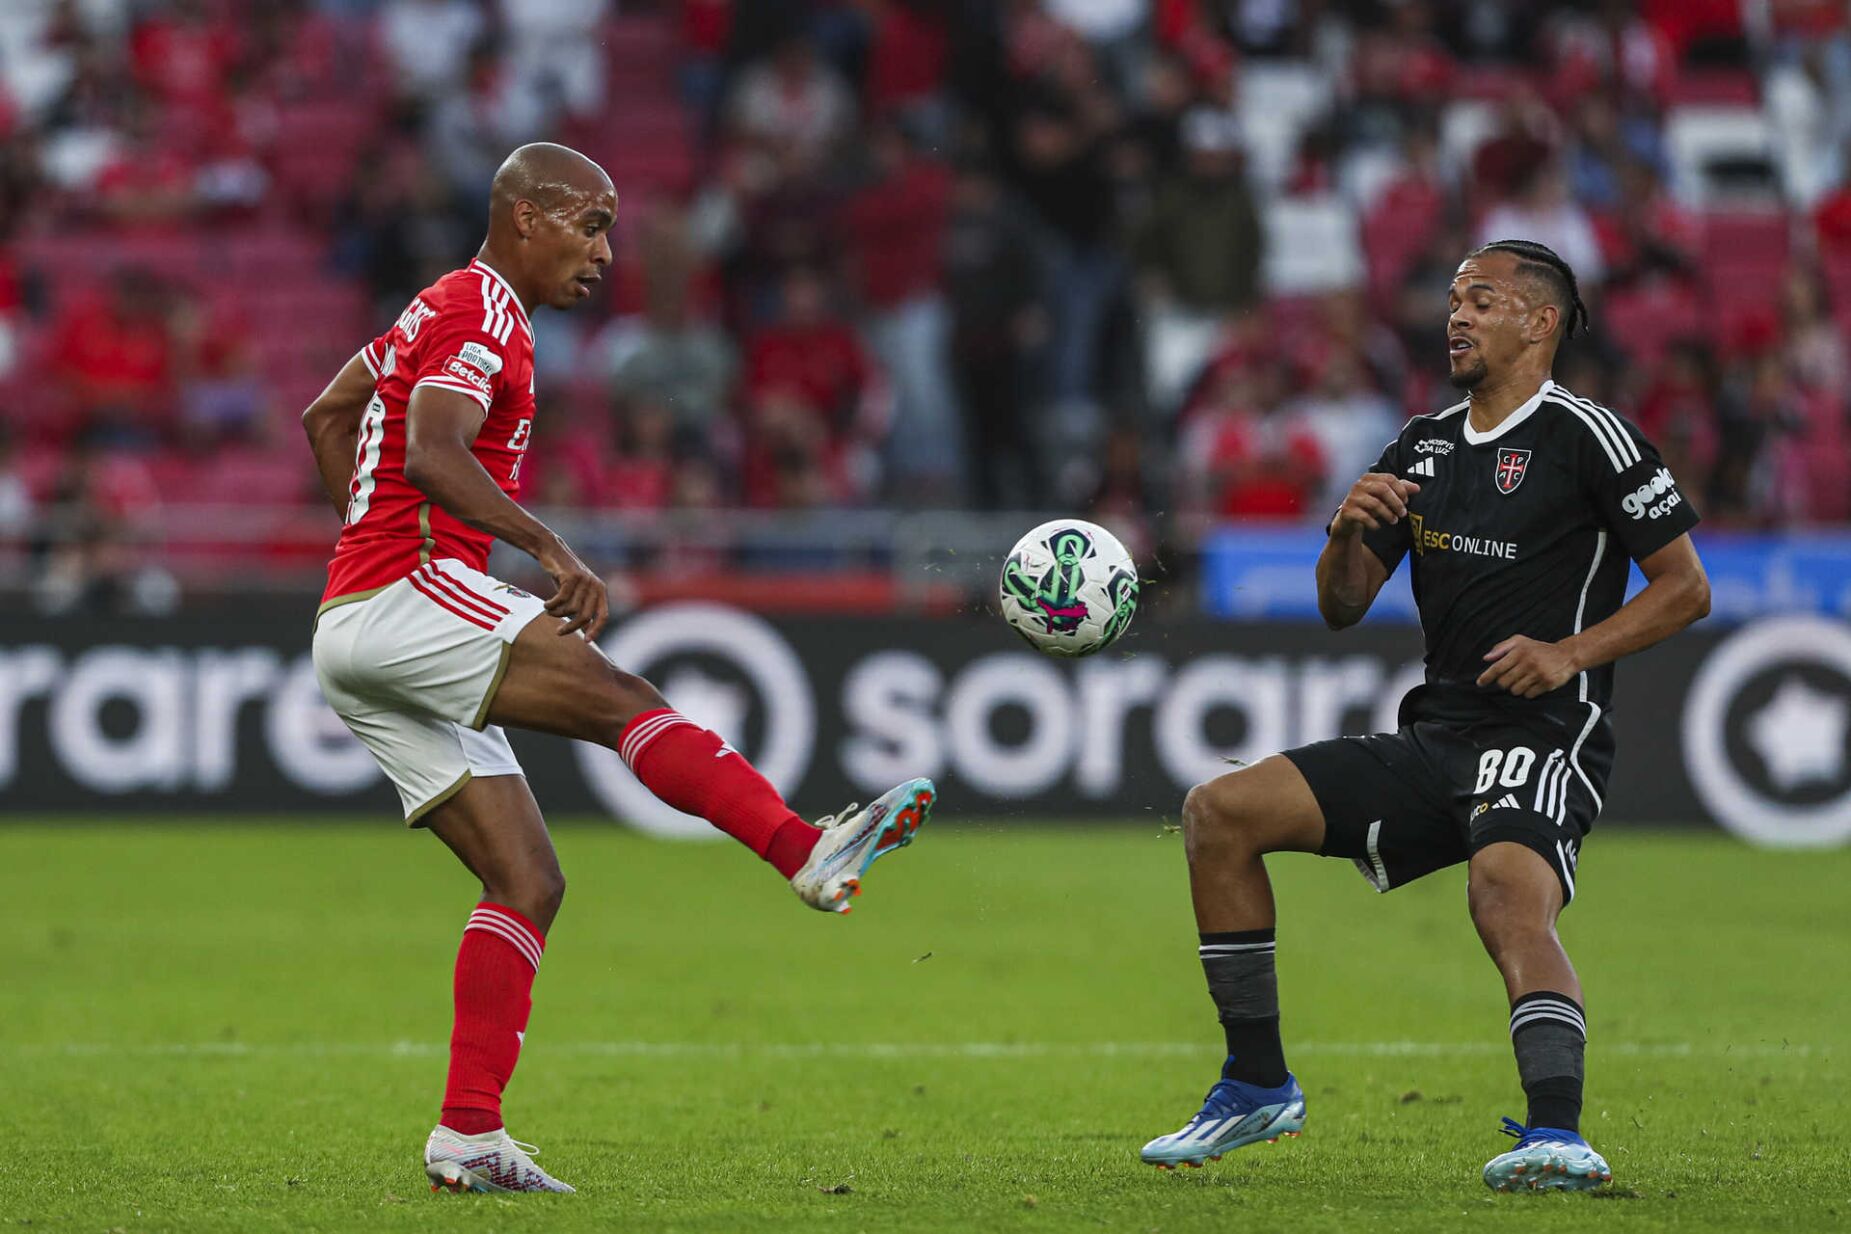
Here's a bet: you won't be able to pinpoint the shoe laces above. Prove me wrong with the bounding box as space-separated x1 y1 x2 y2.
815 803 860 830
1500 1117 1577 1151
1192 1079 1246 1122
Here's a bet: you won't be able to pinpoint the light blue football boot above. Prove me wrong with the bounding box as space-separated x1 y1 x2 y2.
1140 1066 1306 1169
790 778 935 913
1482 1117 1613 1192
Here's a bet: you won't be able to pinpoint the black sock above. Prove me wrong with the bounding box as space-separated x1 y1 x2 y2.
1509 991 1586 1134
1199 929 1287 1088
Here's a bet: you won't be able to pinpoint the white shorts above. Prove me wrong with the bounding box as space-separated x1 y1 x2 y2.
312 559 549 824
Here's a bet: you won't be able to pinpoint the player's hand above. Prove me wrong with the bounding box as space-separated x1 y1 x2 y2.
537 537 609 639
1330 472 1420 537
1477 635 1581 699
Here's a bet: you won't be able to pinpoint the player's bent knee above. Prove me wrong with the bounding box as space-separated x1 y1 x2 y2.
1467 853 1558 940
1181 776 1263 862
486 863 566 932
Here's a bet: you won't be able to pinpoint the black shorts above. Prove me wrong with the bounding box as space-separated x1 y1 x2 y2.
1283 707 1613 904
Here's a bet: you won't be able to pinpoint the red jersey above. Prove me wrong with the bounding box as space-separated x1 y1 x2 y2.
321 259 536 605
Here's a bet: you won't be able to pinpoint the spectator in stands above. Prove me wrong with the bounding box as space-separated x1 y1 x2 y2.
129 0 239 112
945 160 1046 511
0 252 20 382
0 423 33 545
336 141 472 316
604 400 679 512
678 0 733 131
50 268 184 443
861 0 953 140
1637 340 1721 499
1779 265 1849 395
1133 105 1263 417
1604 157 1700 283
31 440 177 617
727 33 856 173
1123 49 1195 183
378 0 486 104
93 102 197 225
1778 266 1851 522
1475 161 1605 285
1009 91 1122 422
1710 351 1808 526
843 119 962 503
1565 93 1658 212
496 0 609 122
1177 361 1326 521
739 266 888 501
1288 345 1400 513
596 270 737 436
1470 90 1559 200
428 46 549 207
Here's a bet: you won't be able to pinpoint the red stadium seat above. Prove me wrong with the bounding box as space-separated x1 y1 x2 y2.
1669 70 1761 107
1602 279 1708 364
1699 211 1792 267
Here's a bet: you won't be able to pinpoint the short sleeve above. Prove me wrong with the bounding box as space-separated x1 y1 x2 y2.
358 333 390 378
410 311 509 414
1580 414 1700 561
1329 436 1412 574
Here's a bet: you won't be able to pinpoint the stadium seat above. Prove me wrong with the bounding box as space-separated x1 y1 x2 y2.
1262 196 1364 295
1664 107 1779 208
1237 62 1331 195
1601 279 1708 364
1438 100 1500 183
1699 210 1792 267
1668 69 1760 107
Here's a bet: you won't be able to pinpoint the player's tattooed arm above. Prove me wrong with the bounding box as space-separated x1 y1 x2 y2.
1317 472 1418 630
405 386 611 638
1479 534 1710 698
301 351 378 518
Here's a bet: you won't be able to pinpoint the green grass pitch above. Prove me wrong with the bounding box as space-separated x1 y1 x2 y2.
4 820 1847 1233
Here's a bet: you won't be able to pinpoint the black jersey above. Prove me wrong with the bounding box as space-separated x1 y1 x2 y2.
1359 380 1700 721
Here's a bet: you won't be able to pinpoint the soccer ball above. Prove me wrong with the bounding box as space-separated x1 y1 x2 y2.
999 519 1140 657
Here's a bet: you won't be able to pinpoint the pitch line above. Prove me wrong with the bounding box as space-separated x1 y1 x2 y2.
13 1040 1823 1060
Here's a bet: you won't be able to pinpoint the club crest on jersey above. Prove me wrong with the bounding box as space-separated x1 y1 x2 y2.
1494 447 1531 494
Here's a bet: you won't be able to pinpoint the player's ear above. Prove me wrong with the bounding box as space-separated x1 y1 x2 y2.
1530 302 1560 345
512 199 538 241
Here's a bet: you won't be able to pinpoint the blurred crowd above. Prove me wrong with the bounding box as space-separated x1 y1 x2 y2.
2 0 1851 609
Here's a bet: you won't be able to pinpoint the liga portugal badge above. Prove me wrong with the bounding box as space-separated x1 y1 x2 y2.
1494 447 1531 494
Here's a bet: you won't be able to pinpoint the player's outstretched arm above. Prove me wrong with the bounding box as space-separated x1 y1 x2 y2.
301 351 378 519
1479 534 1710 698
1317 472 1416 630
404 385 610 637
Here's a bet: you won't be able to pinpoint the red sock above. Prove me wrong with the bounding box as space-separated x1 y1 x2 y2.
618 708 820 878
440 903 544 1135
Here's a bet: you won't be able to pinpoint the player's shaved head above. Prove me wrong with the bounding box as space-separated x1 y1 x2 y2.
490 142 614 220
477 143 616 312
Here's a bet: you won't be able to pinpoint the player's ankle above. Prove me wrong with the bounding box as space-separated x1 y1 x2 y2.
440 1107 504 1136
765 815 821 879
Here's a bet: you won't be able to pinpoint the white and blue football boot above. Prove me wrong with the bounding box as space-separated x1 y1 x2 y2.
1140 1069 1307 1169
791 778 935 913
1482 1117 1613 1192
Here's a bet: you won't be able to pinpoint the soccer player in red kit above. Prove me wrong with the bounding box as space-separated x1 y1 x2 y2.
300 144 935 1194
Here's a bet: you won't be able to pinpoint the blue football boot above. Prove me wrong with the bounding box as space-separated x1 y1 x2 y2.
1140 1065 1306 1169
1482 1117 1613 1192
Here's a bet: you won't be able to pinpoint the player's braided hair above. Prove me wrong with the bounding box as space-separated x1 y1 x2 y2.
1469 239 1590 340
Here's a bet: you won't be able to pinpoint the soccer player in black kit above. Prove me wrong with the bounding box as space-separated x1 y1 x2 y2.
1139 241 1711 1191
